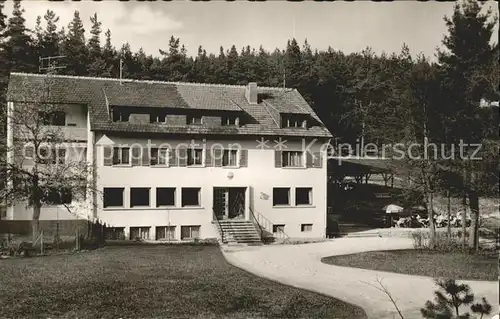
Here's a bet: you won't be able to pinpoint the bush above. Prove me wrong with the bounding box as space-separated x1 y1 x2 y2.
411 231 466 253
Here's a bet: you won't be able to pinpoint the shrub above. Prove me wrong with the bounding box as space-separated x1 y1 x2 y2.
421 279 492 319
411 231 466 253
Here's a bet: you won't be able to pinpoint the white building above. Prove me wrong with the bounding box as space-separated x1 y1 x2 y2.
6 72 333 243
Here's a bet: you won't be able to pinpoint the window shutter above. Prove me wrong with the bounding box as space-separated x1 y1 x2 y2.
178 148 187 167
142 147 150 166
103 147 113 166
312 152 322 168
169 148 177 167
131 147 141 166
306 152 313 168
214 149 222 167
274 151 282 168
239 149 248 167
205 148 212 167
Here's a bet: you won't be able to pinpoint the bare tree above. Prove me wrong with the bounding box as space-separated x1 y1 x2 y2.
1 73 97 242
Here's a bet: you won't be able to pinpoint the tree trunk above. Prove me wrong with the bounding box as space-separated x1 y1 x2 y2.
447 190 451 237
468 190 480 251
462 194 467 249
32 202 41 243
426 192 436 249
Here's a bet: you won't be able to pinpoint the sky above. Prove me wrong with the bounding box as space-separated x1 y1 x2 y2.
3 0 499 60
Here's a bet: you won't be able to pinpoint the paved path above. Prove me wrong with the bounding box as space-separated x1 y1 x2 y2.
222 238 498 319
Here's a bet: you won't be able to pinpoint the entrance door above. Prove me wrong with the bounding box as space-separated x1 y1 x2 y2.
213 187 229 219
213 187 246 220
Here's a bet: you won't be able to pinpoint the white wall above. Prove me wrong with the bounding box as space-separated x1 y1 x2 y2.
94 135 329 240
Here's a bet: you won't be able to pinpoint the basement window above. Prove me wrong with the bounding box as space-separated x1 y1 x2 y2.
130 227 150 240
273 224 285 233
301 224 313 232
103 187 124 208
273 188 290 206
295 188 312 205
181 225 200 240
156 188 176 207
181 188 201 207
156 226 176 240
106 227 125 240
130 188 150 207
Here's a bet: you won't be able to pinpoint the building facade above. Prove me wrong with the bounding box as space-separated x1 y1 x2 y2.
6 72 333 242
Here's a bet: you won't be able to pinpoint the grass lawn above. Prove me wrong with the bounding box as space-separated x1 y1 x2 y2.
0 245 366 319
322 249 497 281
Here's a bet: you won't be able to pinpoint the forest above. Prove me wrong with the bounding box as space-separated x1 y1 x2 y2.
0 0 498 248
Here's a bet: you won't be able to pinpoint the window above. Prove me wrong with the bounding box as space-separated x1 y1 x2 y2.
222 149 238 167
188 116 202 124
273 224 285 233
45 188 72 205
222 116 238 126
103 188 124 208
295 188 312 205
150 148 169 166
156 226 176 240
39 111 66 126
156 188 176 207
282 115 306 128
301 224 313 232
112 147 130 165
39 148 65 165
187 148 203 166
130 227 150 240
106 227 125 240
111 108 130 122
273 188 290 206
282 151 303 167
181 225 200 240
182 188 201 207
150 112 166 123
130 188 150 207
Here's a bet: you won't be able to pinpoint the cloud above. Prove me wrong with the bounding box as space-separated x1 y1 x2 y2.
118 6 183 35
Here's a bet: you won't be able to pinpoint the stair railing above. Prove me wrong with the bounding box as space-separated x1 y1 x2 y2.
212 208 224 243
249 207 290 242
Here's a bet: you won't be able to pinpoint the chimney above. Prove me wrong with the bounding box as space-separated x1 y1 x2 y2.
245 82 258 104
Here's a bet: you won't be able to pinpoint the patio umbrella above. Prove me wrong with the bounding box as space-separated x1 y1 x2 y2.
382 204 404 214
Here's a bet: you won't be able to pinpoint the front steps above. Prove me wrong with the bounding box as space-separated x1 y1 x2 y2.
214 220 262 244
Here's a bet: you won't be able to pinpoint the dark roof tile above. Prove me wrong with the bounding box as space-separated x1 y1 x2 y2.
7 73 333 138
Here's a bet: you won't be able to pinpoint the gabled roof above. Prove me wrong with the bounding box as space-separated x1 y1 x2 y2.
7 72 333 138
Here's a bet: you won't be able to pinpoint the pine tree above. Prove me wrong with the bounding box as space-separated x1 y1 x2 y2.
0 1 9 132
4 0 35 73
102 29 117 77
438 0 499 250
42 10 60 58
63 10 88 75
87 13 106 77
284 38 302 88
33 16 43 58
